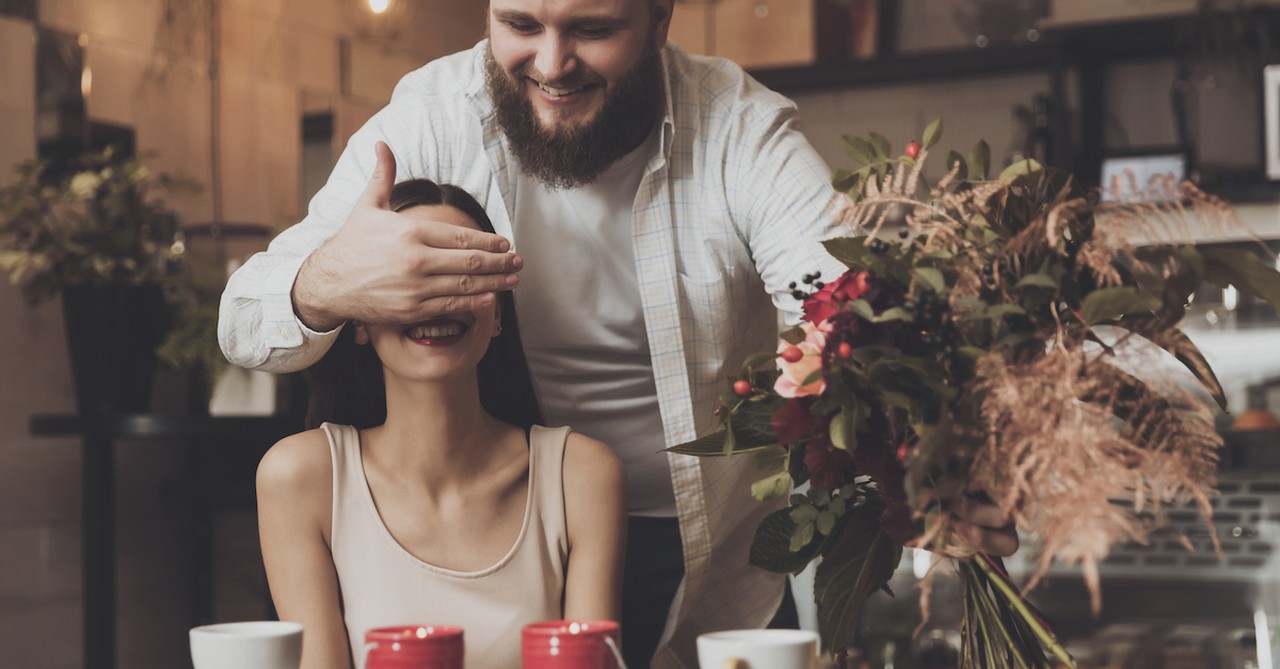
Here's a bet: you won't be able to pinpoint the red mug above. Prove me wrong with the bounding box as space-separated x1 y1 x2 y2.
363 625 464 669
522 620 622 669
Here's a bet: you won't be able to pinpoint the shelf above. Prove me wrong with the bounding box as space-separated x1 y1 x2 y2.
748 10 1280 95
750 42 1058 95
30 412 302 439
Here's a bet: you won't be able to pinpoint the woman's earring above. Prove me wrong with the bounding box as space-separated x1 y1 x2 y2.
493 321 502 338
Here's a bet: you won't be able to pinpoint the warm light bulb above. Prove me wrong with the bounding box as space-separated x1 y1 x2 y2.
80 66 93 99
367 0 390 14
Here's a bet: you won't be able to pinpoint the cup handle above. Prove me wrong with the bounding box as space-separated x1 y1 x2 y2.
360 642 377 667
603 636 628 669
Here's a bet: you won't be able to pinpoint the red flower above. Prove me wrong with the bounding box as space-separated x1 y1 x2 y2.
804 431 855 490
771 398 814 446
802 270 870 326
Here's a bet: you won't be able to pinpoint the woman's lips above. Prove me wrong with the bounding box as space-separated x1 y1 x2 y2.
404 319 470 347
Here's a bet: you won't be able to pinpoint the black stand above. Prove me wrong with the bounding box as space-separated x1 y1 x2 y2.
30 413 302 669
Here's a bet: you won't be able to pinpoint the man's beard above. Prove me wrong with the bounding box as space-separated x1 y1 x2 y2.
485 43 664 190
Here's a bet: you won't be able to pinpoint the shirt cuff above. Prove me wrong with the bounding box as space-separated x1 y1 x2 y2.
263 255 342 347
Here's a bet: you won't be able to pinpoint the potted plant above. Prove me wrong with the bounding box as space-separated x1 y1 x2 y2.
0 145 201 415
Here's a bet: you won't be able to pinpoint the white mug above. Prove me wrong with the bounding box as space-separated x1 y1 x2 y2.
696 629 819 669
189 621 303 669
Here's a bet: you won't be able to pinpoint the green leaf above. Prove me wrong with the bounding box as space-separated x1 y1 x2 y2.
666 429 734 456
823 237 869 269
817 511 837 536
791 504 820 523
1201 247 1280 319
848 299 875 321
912 267 947 294
868 132 892 159
1081 286 1162 325
752 471 793 501
814 505 903 652
869 307 915 323
843 135 876 164
829 408 856 451
741 351 781 373
1115 315 1228 411
731 396 786 446
750 508 823 574
969 140 991 180
832 168 860 192
946 151 969 180
791 521 816 553
829 497 847 516
1014 273 1059 290
779 326 806 346
922 118 943 150
998 158 1043 181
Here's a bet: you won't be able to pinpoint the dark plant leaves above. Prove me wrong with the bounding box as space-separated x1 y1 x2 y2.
1081 286 1162 325
750 507 828 574
814 504 902 651
1201 247 1280 318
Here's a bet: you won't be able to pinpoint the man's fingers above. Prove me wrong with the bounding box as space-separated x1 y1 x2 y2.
356 140 398 211
419 247 523 276
413 219 513 254
956 496 1011 529
954 520 1019 557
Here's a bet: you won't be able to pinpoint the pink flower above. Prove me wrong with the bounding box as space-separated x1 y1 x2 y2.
774 321 828 398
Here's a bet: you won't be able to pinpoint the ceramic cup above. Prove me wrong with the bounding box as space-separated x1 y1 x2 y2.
696 629 819 669
189 621 303 669
362 625 465 669
522 620 622 669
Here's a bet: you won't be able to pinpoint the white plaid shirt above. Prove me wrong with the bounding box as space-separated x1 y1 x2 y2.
219 40 846 668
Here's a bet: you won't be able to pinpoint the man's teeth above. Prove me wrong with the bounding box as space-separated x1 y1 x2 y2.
407 323 466 339
537 81 586 97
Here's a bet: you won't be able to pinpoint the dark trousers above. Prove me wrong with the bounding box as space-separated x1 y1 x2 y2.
621 516 799 669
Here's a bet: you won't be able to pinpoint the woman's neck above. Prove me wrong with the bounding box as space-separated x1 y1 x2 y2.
364 373 515 493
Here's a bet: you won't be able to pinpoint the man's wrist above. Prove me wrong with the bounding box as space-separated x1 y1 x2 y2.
292 252 344 332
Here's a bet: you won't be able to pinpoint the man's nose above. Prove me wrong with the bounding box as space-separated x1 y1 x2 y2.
533 34 576 83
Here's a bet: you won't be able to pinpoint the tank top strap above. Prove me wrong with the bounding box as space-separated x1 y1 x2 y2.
529 425 570 565
320 422 364 547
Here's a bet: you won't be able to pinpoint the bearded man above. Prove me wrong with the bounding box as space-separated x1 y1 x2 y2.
220 1 1018 667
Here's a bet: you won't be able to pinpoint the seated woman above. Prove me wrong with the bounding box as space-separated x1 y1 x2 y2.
256 178 627 669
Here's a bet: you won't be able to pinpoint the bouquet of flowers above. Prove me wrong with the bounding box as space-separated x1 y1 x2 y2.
674 120 1280 667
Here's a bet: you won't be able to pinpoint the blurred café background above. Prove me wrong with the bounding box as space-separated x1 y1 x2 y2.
0 0 1278 667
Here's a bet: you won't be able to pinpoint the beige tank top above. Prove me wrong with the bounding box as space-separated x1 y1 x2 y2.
324 423 569 669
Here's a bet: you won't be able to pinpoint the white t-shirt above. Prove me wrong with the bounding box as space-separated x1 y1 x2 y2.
510 132 675 516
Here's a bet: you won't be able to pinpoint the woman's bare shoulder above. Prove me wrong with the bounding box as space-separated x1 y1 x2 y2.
561 431 625 496
257 428 333 495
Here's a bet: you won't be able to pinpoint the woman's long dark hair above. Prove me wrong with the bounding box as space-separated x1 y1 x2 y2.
304 179 543 432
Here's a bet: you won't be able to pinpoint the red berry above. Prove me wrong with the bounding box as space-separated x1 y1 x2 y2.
905 141 921 158
780 346 804 363
733 379 753 397
837 342 852 358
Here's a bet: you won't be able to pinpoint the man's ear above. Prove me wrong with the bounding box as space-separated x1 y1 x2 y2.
352 321 369 345
651 0 674 50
